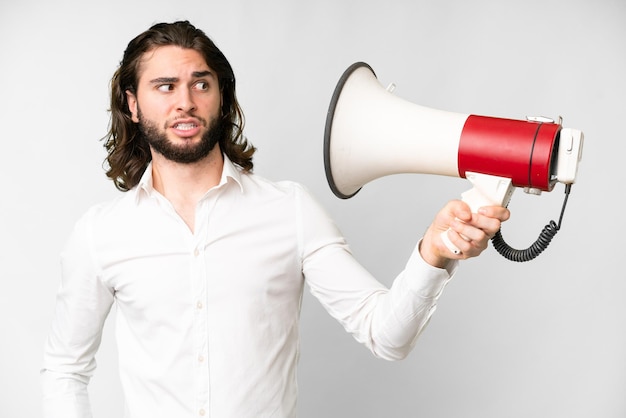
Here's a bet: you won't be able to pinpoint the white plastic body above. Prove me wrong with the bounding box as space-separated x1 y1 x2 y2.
556 128 584 184
441 172 515 255
327 65 470 197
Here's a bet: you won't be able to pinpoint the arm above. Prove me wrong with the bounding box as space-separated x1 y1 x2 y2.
41 211 114 418
298 186 508 360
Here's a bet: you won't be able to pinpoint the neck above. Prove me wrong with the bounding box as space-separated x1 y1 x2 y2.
150 145 224 232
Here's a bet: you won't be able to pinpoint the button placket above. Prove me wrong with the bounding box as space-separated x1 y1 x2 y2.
192 189 225 416
192 197 213 416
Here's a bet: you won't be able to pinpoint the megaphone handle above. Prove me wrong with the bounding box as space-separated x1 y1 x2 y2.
440 172 515 255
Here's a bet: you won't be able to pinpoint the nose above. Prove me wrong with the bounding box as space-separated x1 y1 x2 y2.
176 88 197 113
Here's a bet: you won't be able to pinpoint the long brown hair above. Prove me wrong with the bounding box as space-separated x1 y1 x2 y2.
103 21 255 191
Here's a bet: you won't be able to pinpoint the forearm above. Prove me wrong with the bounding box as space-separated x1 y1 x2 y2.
41 370 93 418
368 244 456 360
306 240 456 361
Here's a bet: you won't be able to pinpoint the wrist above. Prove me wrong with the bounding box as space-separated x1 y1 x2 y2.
419 229 452 269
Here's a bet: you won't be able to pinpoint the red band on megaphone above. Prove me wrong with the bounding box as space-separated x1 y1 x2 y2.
458 115 560 191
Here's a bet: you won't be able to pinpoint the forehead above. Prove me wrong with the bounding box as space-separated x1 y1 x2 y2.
136 45 212 81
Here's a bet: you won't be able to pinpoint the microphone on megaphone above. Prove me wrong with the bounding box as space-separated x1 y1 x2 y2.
323 62 583 262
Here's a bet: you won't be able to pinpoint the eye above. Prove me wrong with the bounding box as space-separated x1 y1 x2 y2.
157 84 174 92
194 81 209 91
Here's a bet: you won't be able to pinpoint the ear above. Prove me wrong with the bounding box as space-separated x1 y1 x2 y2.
126 89 139 123
220 90 225 117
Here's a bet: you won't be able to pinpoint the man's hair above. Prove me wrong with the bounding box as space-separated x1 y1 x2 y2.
103 20 255 191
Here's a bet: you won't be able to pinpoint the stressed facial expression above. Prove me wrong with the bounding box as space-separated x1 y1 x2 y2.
126 45 224 163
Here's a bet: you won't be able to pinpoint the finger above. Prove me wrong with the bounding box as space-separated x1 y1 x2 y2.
471 215 502 238
445 226 489 256
451 218 490 243
478 206 511 222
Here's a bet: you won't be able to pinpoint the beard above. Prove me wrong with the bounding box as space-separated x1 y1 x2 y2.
137 111 225 164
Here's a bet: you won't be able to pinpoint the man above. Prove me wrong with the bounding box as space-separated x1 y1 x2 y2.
41 21 509 418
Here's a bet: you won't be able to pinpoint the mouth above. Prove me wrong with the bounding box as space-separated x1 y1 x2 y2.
170 119 203 138
173 122 198 131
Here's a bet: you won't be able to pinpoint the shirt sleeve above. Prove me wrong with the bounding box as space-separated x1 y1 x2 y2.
41 208 115 418
297 184 457 360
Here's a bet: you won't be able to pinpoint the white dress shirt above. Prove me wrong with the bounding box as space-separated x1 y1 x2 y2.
41 156 457 418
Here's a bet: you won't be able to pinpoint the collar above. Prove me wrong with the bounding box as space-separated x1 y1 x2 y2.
132 154 245 205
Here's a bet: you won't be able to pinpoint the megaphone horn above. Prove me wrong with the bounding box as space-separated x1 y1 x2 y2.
323 62 584 261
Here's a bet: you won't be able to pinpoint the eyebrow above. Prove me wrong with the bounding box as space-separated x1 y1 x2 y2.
192 70 213 78
149 77 179 85
149 71 215 85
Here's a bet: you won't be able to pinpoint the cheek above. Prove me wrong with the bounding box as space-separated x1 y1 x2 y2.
207 95 224 118
134 99 165 124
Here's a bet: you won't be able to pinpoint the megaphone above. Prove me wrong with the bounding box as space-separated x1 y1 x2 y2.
323 62 584 262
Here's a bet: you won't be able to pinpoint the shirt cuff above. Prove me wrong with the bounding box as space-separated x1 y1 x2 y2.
403 239 458 298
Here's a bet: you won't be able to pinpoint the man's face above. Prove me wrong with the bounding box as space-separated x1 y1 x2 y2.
126 45 224 163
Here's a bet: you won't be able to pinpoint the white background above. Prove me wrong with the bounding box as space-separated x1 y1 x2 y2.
1 0 624 417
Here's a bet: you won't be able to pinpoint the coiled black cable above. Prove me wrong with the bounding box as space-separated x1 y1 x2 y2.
491 184 572 262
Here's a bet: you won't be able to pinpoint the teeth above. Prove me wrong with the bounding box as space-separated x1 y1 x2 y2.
174 123 197 130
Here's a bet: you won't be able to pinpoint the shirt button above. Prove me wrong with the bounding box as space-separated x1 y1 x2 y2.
193 248 200 257
196 301 203 309
199 409 206 416
198 355 204 363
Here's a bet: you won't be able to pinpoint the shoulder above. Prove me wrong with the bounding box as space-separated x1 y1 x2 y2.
242 171 337 224
69 192 138 240
80 192 135 221
239 171 313 200
237 172 333 222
